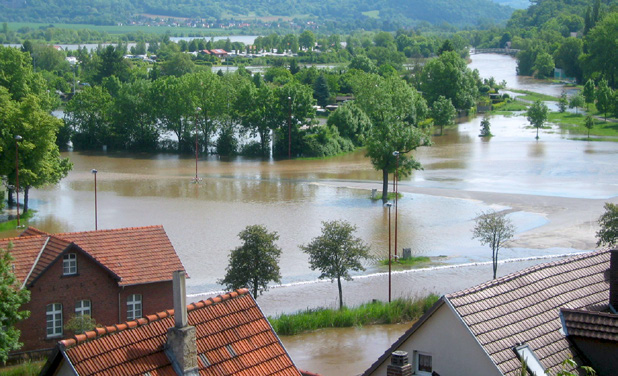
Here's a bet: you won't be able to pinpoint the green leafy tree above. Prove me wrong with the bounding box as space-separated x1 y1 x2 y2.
584 115 594 140
219 225 282 298
596 203 618 248
553 38 582 82
582 12 617 88
526 100 549 139
569 92 585 114
235 80 277 157
479 116 492 137
472 210 515 279
273 81 316 158
187 71 226 155
301 220 370 310
595 79 613 121
0 246 31 363
420 51 479 110
64 314 98 334
558 91 568 113
161 52 195 77
150 75 194 152
583 79 595 110
91 45 130 84
431 95 456 135
326 102 372 146
65 85 113 149
533 52 555 79
299 30 316 51
313 73 330 108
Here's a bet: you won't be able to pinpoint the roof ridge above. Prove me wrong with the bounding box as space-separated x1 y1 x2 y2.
447 249 609 298
55 225 165 237
59 288 250 348
0 234 47 242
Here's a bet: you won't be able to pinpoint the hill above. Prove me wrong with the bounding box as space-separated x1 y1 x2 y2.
0 0 514 30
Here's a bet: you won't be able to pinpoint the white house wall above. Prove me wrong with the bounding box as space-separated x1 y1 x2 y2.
368 302 502 376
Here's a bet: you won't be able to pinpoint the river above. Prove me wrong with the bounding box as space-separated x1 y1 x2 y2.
3 53 617 375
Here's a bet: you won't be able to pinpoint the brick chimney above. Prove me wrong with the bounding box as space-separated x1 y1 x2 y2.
610 249 618 312
165 271 198 376
387 351 412 376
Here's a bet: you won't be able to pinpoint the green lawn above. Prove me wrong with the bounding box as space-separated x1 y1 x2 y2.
549 112 618 139
510 89 558 102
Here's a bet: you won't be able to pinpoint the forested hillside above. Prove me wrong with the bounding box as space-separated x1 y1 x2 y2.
0 0 513 29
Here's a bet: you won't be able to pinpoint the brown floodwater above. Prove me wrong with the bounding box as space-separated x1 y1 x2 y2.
281 323 411 376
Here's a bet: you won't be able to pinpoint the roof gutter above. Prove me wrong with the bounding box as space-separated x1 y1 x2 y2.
21 236 50 289
444 297 505 376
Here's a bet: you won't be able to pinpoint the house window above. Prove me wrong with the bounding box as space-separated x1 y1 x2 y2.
63 253 77 275
515 344 545 376
46 303 63 338
75 300 91 317
127 294 142 320
414 351 432 375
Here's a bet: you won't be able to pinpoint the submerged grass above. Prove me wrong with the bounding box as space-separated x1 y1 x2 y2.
378 256 431 266
549 112 618 139
509 89 558 102
269 294 440 336
0 210 35 232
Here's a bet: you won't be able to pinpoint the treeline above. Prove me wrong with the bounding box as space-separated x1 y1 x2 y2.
0 0 513 31
463 0 617 89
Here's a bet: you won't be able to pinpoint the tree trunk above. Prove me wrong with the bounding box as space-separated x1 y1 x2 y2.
253 275 258 299
382 168 389 203
7 188 14 206
23 186 29 214
337 276 343 310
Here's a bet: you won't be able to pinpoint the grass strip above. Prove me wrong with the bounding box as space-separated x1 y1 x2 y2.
509 89 558 102
549 112 618 139
0 210 35 232
378 256 431 266
269 294 440 336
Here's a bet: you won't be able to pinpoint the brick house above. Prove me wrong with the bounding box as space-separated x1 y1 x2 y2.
40 272 318 376
363 249 617 376
2 226 186 354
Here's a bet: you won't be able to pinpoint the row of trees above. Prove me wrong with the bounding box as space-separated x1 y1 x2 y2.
219 220 370 310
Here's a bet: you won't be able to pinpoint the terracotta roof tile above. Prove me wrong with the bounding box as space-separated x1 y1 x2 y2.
58 289 302 376
446 249 610 376
3 226 186 287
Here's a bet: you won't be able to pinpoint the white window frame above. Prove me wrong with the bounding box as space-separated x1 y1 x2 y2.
414 351 433 376
127 294 142 320
46 303 63 338
75 300 91 317
515 344 545 376
63 253 77 275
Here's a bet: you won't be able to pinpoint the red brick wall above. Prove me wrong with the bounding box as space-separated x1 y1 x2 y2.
15 249 174 352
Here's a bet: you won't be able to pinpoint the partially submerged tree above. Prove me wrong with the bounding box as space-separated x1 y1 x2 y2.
558 91 568 113
526 100 549 139
479 116 492 137
596 203 618 248
301 220 370 309
472 210 515 279
431 95 456 135
569 92 584 114
0 245 31 363
219 225 282 298
584 116 594 140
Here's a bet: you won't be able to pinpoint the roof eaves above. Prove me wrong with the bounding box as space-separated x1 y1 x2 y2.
61 288 250 349
361 297 446 376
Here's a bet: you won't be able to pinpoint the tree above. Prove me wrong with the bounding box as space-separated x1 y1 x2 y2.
582 12 617 88
569 92 585 114
479 116 492 137
161 52 195 77
313 73 330 108
596 203 618 247
0 246 31 363
299 30 316 51
595 79 613 121
584 115 594 140
472 210 515 279
533 52 555 79
301 220 370 309
65 85 113 149
326 102 371 146
420 51 479 110
583 79 595 110
431 95 456 135
526 100 549 139
558 91 568 113
219 225 282 298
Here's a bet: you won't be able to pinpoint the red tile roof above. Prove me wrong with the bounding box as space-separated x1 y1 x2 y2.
55 289 302 376
3 226 185 287
447 249 610 375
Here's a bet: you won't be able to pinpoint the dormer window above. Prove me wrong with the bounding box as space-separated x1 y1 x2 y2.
63 253 77 275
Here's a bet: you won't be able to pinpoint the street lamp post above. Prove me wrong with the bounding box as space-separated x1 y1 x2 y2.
15 135 23 228
91 169 98 230
193 107 202 183
385 202 393 302
287 96 292 159
393 151 400 258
